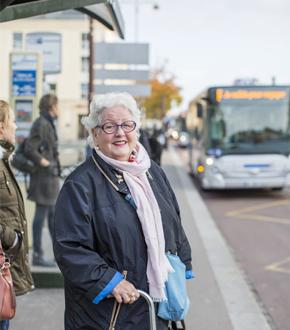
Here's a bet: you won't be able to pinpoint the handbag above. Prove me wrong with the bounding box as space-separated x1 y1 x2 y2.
11 138 36 175
0 240 16 320
157 253 190 321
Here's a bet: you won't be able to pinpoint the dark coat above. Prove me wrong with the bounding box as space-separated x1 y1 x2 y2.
53 151 192 330
148 134 163 166
139 129 152 156
25 113 60 205
0 143 34 295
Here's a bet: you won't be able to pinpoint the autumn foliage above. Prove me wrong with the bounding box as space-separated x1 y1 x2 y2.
142 68 183 120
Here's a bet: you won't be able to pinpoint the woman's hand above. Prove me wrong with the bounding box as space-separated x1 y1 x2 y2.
40 158 50 167
112 279 140 304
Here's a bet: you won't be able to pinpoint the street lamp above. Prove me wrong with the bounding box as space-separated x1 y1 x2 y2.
88 17 94 108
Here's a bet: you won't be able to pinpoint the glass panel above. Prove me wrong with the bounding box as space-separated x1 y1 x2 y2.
207 98 290 154
81 83 88 99
13 32 23 49
81 57 89 72
81 33 89 49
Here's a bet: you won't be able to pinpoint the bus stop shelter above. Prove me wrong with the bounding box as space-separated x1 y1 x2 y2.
0 0 124 38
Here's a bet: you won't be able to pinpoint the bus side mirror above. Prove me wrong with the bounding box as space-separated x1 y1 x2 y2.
197 103 203 118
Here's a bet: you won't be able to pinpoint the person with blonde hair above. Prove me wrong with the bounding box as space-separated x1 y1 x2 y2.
53 92 193 329
0 100 34 330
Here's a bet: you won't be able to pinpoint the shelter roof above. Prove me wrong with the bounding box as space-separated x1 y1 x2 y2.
0 0 124 38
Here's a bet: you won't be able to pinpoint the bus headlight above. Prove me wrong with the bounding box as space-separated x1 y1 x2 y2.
205 157 214 166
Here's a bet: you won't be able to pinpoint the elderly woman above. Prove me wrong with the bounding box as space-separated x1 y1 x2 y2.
0 100 34 330
53 93 192 330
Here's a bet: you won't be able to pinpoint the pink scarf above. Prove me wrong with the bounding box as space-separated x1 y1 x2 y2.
95 143 173 301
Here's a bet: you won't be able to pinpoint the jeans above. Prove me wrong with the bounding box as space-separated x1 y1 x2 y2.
0 320 9 330
32 204 55 256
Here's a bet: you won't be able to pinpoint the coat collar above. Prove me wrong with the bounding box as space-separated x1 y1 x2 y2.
40 112 58 141
92 150 131 194
0 140 14 160
91 149 153 195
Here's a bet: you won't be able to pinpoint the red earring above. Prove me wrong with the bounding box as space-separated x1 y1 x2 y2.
128 149 137 162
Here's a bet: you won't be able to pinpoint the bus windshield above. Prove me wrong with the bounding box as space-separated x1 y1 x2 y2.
208 98 290 155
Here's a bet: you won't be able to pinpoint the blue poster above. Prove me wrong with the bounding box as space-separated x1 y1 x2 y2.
12 70 36 96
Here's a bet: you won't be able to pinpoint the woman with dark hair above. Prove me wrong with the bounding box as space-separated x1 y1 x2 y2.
0 100 34 330
25 93 61 267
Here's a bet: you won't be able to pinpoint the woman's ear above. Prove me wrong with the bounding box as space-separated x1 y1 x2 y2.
92 128 99 146
92 127 98 138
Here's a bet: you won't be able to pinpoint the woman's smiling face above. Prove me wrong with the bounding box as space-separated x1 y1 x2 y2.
92 106 138 161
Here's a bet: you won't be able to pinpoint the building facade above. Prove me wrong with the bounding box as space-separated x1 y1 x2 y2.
0 11 119 142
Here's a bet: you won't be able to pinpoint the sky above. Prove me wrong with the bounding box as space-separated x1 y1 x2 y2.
119 0 290 110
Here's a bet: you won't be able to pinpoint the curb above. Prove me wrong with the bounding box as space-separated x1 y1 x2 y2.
31 267 64 288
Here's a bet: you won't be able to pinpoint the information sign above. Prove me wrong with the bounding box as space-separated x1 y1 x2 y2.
11 53 37 97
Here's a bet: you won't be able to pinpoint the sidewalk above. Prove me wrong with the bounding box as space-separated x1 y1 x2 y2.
10 146 272 330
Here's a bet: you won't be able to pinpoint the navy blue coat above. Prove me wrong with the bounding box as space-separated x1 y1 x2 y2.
53 151 192 330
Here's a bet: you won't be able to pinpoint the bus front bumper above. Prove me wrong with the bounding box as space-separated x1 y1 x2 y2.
202 173 290 190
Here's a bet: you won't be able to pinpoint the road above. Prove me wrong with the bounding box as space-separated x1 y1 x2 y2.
175 146 290 330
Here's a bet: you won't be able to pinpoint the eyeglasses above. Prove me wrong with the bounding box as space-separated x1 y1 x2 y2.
96 120 137 134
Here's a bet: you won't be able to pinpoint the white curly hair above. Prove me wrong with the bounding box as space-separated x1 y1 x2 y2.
81 92 141 147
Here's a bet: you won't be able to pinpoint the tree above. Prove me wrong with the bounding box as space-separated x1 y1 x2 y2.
142 67 183 120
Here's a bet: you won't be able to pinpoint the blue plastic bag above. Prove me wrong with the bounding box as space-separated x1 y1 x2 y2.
157 253 190 321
